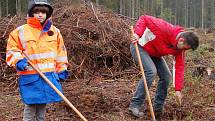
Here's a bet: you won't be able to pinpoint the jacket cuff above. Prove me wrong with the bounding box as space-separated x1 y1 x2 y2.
58 70 68 80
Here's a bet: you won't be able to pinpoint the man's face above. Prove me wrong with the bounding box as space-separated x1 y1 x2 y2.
177 37 191 50
33 11 47 23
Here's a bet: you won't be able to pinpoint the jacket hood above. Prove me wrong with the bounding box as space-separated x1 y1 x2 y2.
28 0 53 19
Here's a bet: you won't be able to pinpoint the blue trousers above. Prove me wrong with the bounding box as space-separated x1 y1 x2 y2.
129 44 171 112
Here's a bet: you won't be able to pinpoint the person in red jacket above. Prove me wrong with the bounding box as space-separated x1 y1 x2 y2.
128 15 199 118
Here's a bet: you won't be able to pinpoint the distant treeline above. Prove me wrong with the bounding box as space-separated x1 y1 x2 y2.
1 0 215 29
0 0 27 16
96 0 215 29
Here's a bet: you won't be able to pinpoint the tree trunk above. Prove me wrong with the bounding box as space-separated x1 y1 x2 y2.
135 0 140 18
184 0 187 27
0 1 2 17
119 0 123 14
16 0 21 16
131 0 135 18
161 0 163 16
122 0 125 15
202 0 204 29
6 0 8 15
128 0 132 17
95 0 99 5
174 0 178 24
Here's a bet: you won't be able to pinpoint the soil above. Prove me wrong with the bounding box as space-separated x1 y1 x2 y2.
0 76 214 121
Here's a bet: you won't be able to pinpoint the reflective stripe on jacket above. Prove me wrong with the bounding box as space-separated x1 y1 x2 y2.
134 15 185 91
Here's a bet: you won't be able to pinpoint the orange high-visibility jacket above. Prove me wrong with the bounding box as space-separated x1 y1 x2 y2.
6 17 68 75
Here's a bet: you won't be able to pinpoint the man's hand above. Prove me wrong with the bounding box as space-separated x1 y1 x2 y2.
131 33 140 44
175 91 182 106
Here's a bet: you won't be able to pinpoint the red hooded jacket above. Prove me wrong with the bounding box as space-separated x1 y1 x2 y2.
134 15 185 91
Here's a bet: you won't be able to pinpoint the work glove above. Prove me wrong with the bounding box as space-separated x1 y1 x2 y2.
16 58 28 71
58 70 69 81
175 91 182 106
131 33 140 44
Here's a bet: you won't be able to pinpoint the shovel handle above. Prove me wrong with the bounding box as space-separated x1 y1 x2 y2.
23 52 88 121
130 26 156 121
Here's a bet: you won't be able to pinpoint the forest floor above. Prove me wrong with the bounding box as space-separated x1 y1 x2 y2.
0 76 215 121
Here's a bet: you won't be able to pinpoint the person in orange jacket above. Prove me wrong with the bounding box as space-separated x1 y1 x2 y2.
6 0 68 120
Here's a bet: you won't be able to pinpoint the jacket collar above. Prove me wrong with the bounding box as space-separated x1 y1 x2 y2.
27 17 52 32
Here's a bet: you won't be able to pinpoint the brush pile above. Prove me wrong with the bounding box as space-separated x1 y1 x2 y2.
0 0 214 82
0 0 134 81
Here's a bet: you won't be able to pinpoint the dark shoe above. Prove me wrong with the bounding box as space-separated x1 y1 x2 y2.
128 107 144 118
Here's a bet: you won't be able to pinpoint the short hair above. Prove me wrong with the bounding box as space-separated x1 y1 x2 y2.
182 31 199 50
30 5 49 17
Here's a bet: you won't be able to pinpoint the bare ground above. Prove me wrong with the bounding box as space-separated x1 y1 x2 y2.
0 76 214 121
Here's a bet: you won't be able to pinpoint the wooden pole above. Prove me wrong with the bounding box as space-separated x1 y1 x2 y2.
130 26 156 121
23 53 88 121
